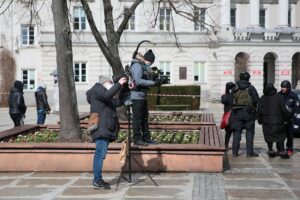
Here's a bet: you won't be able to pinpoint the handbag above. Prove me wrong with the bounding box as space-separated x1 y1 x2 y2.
220 111 231 129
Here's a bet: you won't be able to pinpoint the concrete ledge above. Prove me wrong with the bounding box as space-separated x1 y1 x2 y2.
0 143 224 172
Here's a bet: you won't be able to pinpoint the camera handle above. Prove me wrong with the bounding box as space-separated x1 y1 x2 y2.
115 105 158 190
132 40 156 59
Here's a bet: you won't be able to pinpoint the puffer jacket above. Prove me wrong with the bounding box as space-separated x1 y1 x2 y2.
35 87 51 111
86 82 123 142
9 85 26 114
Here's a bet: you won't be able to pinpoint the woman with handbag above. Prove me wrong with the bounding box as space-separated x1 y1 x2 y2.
221 82 236 151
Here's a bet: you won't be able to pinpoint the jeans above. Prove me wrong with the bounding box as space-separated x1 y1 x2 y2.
37 109 46 124
93 138 109 182
232 129 255 155
132 99 150 142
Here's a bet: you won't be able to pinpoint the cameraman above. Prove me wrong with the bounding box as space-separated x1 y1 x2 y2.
130 49 161 146
86 75 128 190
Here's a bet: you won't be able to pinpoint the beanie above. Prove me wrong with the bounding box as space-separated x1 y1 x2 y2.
144 49 155 63
99 75 111 84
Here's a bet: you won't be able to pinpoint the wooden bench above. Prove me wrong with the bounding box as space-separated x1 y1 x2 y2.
0 125 40 141
155 104 191 111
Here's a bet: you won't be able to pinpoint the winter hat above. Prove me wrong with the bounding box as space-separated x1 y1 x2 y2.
13 80 24 92
225 82 235 93
99 75 111 84
263 83 277 95
144 49 155 63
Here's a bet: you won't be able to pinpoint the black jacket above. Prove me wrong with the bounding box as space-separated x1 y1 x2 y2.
86 82 123 142
258 86 289 142
278 90 299 116
35 87 51 111
221 92 234 112
9 88 26 114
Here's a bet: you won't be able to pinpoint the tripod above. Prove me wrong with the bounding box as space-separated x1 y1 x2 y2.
115 104 158 190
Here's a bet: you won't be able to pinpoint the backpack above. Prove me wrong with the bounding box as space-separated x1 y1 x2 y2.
233 88 252 107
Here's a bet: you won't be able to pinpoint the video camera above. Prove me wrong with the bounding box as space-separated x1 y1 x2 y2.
150 67 169 85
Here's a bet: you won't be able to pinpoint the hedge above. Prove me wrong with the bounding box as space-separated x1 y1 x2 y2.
147 85 201 110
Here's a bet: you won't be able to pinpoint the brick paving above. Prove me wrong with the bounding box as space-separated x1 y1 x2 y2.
0 101 300 199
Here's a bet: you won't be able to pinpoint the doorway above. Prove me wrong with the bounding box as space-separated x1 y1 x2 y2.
263 53 276 88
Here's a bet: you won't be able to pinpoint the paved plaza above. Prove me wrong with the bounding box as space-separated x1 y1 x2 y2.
0 101 299 200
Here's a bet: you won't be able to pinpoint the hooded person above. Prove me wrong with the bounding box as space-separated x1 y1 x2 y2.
278 80 299 156
129 49 160 146
35 83 51 124
258 83 290 159
86 75 127 190
230 72 260 157
8 80 27 127
221 82 236 150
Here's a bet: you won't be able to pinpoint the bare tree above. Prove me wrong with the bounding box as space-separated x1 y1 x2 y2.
52 0 81 142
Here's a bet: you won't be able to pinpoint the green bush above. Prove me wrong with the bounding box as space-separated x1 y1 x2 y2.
147 85 201 110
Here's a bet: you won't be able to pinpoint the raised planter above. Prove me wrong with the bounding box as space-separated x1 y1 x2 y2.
0 122 225 172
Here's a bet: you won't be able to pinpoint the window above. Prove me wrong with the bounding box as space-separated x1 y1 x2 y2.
22 69 36 90
179 67 187 80
74 62 87 83
159 7 171 31
125 8 135 30
194 62 206 82
21 25 34 45
194 8 206 31
73 7 86 31
230 9 236 27
159 61 171 83
259 9 265 28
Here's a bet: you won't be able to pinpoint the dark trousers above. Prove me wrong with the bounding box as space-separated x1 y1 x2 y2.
224 127 233 147
37 109 46 124
132 99 150 142
285 124 294 151
267 141 284 152
10 113 23 127
232 127 255 155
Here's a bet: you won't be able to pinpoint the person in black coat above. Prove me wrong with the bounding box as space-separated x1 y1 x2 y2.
221 82 236 151
257 83 290 159
278 80 299 156
86 75 127 190
230 72 260 157
35 84 51 124
8 80 27 127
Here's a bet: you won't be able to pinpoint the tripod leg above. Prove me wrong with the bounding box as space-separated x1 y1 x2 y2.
115 156 131 190
131 156 158 186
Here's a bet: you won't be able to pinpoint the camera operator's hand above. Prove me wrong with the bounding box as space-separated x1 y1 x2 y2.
118 77 128 86
154 79 162 86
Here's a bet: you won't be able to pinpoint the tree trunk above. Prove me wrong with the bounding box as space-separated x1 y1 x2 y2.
52 0 81 142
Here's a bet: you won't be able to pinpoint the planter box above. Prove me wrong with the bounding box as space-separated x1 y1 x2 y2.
0 123 225 172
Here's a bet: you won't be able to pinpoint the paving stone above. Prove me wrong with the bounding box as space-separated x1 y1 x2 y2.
31 172 83 178
226 189 297 199
0 198 41 200
225 179 285 189
0 187 55 197
278 173 300 180
16 179 72 187
54 198 110 200
270 163 300 169
0 172 31 178
284 180 300 189
127 187 183 198
124 198 183 200
0 179 14 186
60 187 126 198
224 173 277 180
293 190 300 199
230 163 267 169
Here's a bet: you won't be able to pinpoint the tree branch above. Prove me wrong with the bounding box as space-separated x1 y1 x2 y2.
116 0 143 41
102 0 116 43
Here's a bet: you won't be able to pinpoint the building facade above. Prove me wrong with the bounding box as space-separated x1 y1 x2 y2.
0 0 300 106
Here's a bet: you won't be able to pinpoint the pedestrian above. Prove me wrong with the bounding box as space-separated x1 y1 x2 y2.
8 80 27 127
35 84 51 124
221 82 236 151
86 75 127 190
230 72 260 157
129 49 161 146
257 83 290 159
278 80 299 156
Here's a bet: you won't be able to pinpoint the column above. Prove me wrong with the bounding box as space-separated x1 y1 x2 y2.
221 0 231 27
278 0 289 27
249 0 260 27
290 3 296 27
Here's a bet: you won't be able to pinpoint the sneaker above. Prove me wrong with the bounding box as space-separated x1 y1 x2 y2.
246 152 259 157
143 139 157 145
287 150 293 156
134 140 148 146
267 151 276 158
232 153 238 157
93 180 111 190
